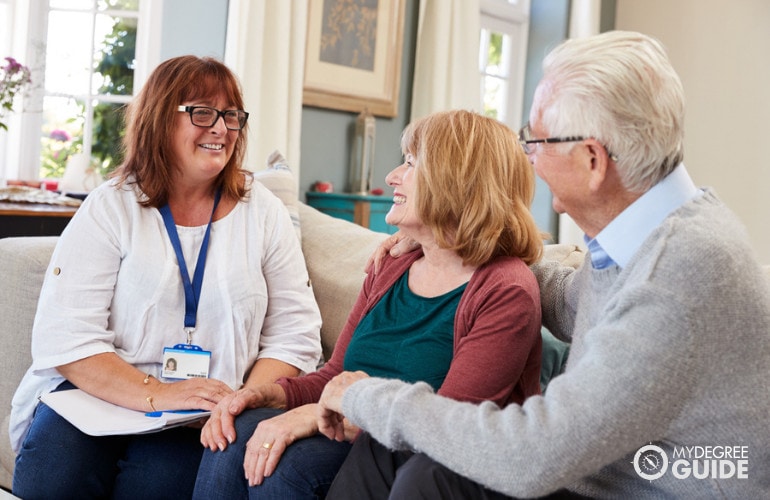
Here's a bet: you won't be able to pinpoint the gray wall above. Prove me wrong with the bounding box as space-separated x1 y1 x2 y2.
160 0 228 61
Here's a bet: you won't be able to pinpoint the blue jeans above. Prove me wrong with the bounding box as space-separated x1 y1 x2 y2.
193 407 352 500
13 382 204 500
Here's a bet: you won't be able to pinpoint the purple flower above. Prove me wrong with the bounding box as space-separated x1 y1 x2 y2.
3 57 23 72
49 129 72 142
1 56 33 129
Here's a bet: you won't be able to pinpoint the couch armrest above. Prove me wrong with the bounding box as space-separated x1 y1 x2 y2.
0 237 58 489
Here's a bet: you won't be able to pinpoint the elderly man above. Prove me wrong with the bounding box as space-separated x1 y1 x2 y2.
316 30 770 499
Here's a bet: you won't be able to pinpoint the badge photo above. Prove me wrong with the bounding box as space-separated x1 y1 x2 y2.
162 344 211 380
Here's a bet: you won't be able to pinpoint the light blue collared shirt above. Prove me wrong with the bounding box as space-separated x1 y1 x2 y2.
584 164 701 269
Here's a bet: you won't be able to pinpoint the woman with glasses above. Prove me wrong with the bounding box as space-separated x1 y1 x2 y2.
193 110 545 500
11 55 322 499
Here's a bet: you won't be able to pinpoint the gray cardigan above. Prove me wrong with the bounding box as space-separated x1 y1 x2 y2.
340 190 770 499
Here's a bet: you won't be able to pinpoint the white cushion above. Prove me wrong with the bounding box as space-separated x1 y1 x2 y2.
543 243 585 269
253 150 301 239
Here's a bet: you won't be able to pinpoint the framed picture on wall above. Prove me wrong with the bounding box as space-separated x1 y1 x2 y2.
303 0 405 117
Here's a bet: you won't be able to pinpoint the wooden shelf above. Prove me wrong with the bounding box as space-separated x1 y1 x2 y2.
0 201 78 238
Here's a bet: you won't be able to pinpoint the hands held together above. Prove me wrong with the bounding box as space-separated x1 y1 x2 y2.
316 370 370 442
200 383 285 452
197 372 367 487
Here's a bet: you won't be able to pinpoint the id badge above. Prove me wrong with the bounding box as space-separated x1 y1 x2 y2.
162 344 211 380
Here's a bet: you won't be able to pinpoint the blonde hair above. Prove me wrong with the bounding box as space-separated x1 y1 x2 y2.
401 110 544 266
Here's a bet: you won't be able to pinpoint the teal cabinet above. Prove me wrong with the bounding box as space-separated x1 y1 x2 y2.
306 192 397 234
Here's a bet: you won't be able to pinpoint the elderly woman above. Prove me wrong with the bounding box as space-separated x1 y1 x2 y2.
11 55 321 498
193 110 545 499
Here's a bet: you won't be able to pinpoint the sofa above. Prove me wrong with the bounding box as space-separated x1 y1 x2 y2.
0 197 596 491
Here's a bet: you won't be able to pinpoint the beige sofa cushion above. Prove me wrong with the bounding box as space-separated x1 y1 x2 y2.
298 202 389 360
542 243 585 269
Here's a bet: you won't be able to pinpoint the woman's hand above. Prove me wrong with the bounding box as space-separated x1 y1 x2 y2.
153 376 234 411
365 231 421 274
200 384 285 452
317 371 370 441
57 352 234 413
243 404 320 487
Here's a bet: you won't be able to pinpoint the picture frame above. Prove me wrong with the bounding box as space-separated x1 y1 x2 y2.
303 0 405 117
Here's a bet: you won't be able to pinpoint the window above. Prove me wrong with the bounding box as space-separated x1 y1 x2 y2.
40 0 139 180
479 0 530 127
1 0 159 183
479 0 559 239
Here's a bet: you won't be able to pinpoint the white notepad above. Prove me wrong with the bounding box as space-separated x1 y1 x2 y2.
40 389 209 436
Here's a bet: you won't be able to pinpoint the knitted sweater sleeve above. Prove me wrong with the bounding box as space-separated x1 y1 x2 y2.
531 255 585 343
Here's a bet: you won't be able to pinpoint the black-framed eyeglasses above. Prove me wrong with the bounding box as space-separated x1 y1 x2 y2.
518 123 585 155
518 122 618 161
177 105 249 130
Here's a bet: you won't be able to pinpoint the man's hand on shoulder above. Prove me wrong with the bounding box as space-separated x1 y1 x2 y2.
366 231 421 274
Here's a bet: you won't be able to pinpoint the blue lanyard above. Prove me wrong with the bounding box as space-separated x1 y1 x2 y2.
159 189 222 337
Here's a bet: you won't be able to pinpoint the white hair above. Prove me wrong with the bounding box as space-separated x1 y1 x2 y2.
537 30 685 193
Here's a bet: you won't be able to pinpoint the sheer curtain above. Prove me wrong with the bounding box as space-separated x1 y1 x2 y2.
224 0 307 178
409 0 481 121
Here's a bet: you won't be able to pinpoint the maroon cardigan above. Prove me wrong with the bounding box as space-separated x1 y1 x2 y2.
277 250 542 409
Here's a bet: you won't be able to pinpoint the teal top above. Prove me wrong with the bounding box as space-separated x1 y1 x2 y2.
344 271 467 391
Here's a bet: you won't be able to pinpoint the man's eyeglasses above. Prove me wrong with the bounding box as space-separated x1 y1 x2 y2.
178 105 249 131
518 123 585 155
518 123 618 161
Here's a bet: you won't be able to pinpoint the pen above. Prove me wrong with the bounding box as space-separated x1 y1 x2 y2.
145 410 205 417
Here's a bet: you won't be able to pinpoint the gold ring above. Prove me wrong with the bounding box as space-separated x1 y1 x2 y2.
262 442 273 450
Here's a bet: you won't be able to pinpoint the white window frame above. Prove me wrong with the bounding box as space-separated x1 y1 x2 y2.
479 0 530 130
1 0 161 182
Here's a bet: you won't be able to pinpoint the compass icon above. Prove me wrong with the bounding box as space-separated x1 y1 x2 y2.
633 444 668 481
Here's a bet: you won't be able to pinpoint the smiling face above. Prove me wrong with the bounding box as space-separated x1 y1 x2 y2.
384 152 422 232
117 56 249 207
171 97 238 185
